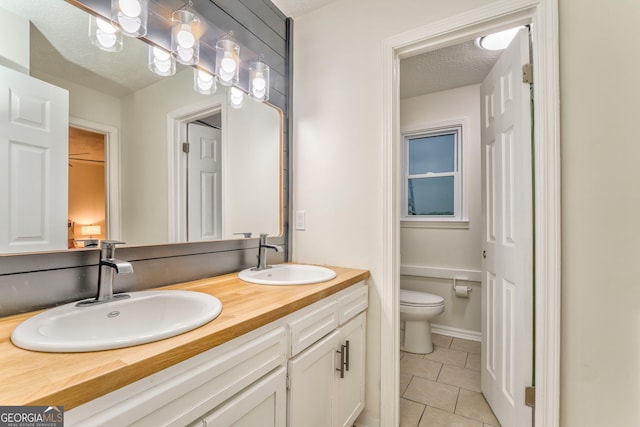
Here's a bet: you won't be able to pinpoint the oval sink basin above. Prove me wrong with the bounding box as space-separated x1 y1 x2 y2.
238 264 337 285
11 290 222 352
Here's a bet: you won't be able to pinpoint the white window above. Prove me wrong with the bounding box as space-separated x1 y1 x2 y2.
402 124 467 226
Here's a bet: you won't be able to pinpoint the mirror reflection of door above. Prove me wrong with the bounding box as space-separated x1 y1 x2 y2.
186 115 222 242
68 127 106 248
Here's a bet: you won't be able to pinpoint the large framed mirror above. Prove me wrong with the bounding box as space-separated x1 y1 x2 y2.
0 0 284 255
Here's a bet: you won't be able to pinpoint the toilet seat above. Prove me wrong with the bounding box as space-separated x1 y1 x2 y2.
400 289 444 307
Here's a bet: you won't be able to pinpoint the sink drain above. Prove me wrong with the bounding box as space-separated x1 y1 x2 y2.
107 311 120 318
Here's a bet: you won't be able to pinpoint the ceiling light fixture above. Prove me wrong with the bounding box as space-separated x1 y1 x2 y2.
249 61 269 102
476 26 523 51
171 1 200 65
89 16 123 52
216 38 240 87
148 46 176 76
111 0 148 37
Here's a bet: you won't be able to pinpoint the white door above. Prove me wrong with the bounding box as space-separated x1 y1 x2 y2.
0 65 68 253
480 28 533 427
187 122 222 241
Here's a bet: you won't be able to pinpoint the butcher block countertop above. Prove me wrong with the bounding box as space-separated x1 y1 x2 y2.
0 265 369 410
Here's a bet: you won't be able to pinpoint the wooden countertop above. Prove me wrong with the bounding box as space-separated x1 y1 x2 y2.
0 265 369 410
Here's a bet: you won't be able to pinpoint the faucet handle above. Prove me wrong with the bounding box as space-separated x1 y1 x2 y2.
100 240 126 258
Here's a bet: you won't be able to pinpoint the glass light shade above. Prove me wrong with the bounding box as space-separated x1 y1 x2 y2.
111 0 148 37
89 16 123 52
194 68 217 95
230 87 244 109
148 46 176 76
215 39 240 87
249 62 270 102
171 9 200 65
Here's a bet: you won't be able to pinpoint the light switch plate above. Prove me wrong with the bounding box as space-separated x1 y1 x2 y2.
295 210 305 230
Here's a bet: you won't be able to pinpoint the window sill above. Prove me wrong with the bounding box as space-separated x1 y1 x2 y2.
401 220 470 230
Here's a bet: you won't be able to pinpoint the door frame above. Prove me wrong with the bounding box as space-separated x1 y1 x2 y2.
69 117 121 241
380 1 560 426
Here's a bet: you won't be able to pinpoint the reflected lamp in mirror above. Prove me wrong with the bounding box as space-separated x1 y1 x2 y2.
194 68 217 95
216 39 240 87
148 46 176 76
81 225 101 247
111 0 148 37
89 15 123 52
171 2 201 65
230 87 244 109
249 61 270 102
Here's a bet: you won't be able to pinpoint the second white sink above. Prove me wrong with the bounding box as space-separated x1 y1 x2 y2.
238 264 337 285
11 290 223 352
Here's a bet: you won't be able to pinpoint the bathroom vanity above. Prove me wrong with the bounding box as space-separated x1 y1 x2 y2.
0 266 368 426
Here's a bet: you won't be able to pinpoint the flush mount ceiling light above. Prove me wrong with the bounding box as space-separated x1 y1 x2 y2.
216 38 240 87
476 26 523 51
111 0 148 37
89 15 123 52
194 68 217 95
148 46 176 76
171 1 201 65
249 61 270 102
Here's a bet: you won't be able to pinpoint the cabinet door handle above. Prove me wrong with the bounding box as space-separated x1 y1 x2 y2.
336 344 347 379
344 340 350 372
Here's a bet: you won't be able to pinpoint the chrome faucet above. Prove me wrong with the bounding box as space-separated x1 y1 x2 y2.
77 240 133 306
254 233 283 271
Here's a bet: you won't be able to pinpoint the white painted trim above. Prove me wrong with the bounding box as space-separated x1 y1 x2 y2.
381 1 560 427
69 117 121 241
167 97 226 243
431 324 482 342
401 220 469 229
400 265 482 282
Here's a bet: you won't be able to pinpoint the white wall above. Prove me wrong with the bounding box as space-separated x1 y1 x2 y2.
291 0 497 423
0 7 29 73
400 85 482 334
560 0 640 425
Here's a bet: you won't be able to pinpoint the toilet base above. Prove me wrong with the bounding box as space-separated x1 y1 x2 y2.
401 319 434 354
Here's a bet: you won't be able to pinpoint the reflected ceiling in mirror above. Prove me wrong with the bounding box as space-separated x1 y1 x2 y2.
0 0 282 254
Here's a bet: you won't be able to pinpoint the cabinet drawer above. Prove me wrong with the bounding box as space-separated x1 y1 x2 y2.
338 283 368 325
67 326 287 426
289 300 339 357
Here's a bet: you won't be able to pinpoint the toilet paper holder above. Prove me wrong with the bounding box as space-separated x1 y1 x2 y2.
452 277 472 297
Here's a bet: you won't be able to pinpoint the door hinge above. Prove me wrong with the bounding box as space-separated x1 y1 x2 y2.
286 374 290 390
522 64 533 84
182 142 190 153
525 386 535 408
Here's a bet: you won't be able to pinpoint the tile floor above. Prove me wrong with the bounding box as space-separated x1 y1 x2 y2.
400 334 501 427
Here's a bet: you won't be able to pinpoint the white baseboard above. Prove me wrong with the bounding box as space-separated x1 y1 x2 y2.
431 324 481 342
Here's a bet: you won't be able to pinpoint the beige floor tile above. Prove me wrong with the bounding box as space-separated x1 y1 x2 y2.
400 398 425 427
400 373 412 395
466 352 481 371
418 406 483 427
424 345 468 368
451 337 481 354
456 389 501 425
432 333 453 349
401 354 442 380
403 377 459 412
438 365 481 392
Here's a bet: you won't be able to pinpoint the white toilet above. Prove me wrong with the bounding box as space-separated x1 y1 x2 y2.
400 289 445 354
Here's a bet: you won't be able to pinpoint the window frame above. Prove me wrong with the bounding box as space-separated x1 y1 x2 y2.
401 119 469 228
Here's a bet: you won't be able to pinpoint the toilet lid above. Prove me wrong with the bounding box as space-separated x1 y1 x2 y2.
400 289 444 307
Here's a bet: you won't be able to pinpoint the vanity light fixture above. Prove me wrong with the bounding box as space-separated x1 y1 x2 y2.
249 61 270 102
230 86 244 109
148 46 176 76
171 1 201 65
216 38 240 87
476 26 523 51
111 0 148 37
89 15 123 52
194 68 217 95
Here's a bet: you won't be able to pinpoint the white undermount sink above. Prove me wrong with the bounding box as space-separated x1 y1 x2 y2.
238 264 337 285
11 290 223 352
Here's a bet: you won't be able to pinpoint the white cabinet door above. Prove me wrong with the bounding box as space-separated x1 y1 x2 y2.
287 330 340 427
333 312 366 427
202 367 286 427
0 65 68 253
